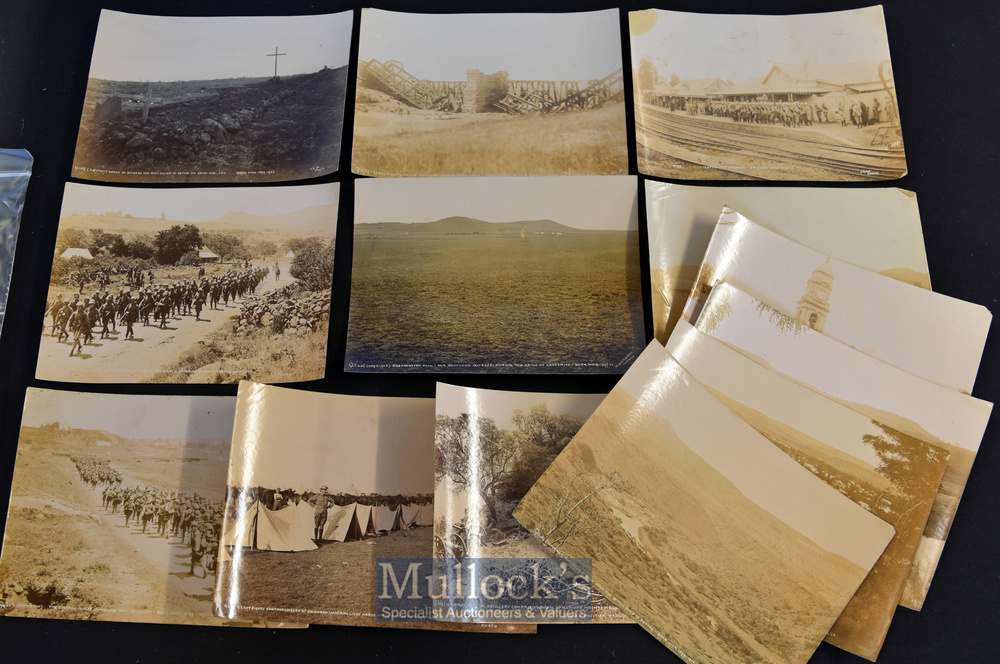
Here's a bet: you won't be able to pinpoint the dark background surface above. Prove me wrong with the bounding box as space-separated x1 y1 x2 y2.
1 1 997 662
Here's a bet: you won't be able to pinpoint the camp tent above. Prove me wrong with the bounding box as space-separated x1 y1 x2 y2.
221 499 317 552
373 505 402 532
354 504 376 538
322 503 363 542
60 247 93 260
285 250 295 258
400 504 420 527
416 504 434 527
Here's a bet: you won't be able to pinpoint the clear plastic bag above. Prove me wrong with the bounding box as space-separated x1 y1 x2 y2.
0 149 34 338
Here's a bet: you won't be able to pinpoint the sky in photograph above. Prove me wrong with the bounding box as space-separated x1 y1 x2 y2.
228 384 434 495
354 176 637 231
629 7 892 85
358 9 622 82
88 10 354 81
20 389 236 442
60 182 339 223
615 342 892 569
436 383 605 431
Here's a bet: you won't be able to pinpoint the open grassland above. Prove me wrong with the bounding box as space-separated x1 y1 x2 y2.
516 390 872 664
0 429 227 624
216 527 432 625
346 233 644 373
353 102 627 176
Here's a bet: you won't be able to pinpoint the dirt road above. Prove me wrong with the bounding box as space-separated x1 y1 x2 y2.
35 259 294 383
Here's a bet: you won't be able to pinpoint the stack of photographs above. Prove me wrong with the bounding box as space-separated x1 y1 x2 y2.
1 3 994 662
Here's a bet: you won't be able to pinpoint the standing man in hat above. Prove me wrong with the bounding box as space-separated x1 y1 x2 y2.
310 486 335 541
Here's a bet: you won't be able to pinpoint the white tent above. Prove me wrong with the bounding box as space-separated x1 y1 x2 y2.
354 504 376 538
416 504 434 527
400 504 420 527
285 250 295 258
373 505 402 532
322 503 363 542
60 247 93 260
221 499 317 552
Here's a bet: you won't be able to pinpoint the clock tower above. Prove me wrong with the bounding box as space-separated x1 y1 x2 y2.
795 258 834 332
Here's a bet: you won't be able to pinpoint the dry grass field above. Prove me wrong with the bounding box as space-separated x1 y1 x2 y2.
353 101 627 177
516 389 877 664
715 396 950 658
0 427 231 625
347 232 644 373
216 527 432 625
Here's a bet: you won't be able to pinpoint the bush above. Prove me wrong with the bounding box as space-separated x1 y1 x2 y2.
289 238 335 291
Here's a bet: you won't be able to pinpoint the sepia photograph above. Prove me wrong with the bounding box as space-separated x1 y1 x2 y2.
630 7 906 181
353 9 627 177
72 10 353 183
696 283 994 611
346 176 645 373
433 384 627 622
644 183 930 344
35 182 338 384
0 389 242 626
682 208 992 394
216 383 437 627
666 321 950 660
514 342 894 664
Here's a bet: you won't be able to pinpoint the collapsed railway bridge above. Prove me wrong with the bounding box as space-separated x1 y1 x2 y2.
358 59 623 114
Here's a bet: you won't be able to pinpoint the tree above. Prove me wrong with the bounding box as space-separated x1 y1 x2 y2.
436 413 517 531
251 240 278 258
863 422 951 507
502 404 589 502
636 56 663 91
88 229 125 257
153 224 202 265
202 231 245 263
124 239 154 260
285 236 324 256
289 237 335 291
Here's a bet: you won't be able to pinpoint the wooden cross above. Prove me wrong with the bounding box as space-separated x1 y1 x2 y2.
267 47 286 79
135 85 163 125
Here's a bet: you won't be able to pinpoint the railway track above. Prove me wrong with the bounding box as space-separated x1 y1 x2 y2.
637 104 907 181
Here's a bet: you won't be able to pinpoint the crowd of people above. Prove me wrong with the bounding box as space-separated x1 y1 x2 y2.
71 454 225 578
649 93 895 129
45 264 270 357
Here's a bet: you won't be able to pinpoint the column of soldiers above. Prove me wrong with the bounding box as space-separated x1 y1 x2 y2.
71 454 224 578
650 93 896 130
45 265 269 356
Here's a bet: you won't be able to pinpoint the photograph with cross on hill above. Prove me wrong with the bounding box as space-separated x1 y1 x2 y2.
35 181 338 385
352 9 627 177
629 7 907 181
71 10 353 183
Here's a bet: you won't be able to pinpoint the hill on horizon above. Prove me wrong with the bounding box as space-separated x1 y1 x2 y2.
61 204 337 240
356 216 615 235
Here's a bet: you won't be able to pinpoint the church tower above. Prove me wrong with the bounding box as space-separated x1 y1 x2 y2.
795 258 834 332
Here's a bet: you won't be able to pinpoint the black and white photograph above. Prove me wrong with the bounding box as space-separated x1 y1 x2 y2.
36 182 338 384
216 383 437 626
71 10 353 183
630 7 907 181
346 176 645 373
353 9 627 177
0 389 241 626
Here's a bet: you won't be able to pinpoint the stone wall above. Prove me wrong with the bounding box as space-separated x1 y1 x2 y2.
462 69 510 113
